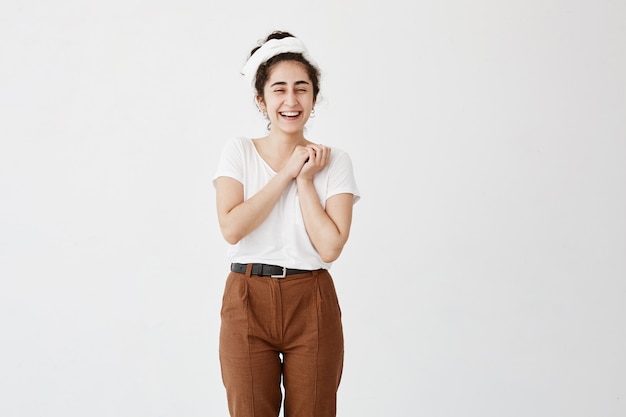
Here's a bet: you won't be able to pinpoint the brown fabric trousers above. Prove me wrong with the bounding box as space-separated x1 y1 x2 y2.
219 267 344 417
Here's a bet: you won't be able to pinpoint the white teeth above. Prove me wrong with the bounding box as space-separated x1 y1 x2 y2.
281 112 300 117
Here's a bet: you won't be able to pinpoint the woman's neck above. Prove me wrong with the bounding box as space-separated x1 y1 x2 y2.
265 130 309 152
252 130 310 172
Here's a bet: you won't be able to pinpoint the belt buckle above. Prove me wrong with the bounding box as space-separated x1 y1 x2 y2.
271 266 287 278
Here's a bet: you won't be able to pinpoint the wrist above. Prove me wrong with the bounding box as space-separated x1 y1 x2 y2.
296 176 314 185
273 170 296 187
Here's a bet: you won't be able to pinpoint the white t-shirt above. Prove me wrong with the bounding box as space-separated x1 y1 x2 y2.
212 137 360 270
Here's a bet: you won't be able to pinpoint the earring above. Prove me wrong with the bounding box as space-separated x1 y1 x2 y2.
310 108 316 118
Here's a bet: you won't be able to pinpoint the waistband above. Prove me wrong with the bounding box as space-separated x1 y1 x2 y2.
230 263 318 278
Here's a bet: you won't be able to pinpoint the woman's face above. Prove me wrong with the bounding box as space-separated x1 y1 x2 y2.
258 60 315 135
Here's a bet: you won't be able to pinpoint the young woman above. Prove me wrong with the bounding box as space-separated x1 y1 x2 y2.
213 30 360 417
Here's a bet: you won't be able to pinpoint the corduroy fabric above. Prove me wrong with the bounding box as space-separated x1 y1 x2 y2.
219 269 344 417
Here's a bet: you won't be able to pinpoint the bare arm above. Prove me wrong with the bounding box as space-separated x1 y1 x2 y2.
296 145 355 263
215 145 310 244
296 182 354 263
214 173 290 244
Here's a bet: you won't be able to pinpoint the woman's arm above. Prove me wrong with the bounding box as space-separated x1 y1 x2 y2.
296 181 354 263
296 144 354 263
215 145 310 244
215 173 290 244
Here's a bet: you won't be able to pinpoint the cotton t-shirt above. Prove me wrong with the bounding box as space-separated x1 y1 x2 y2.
212 137 360 270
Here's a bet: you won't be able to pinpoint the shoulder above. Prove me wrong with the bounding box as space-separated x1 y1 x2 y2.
328 145 354 167
219 137 253 154
225 136 252 148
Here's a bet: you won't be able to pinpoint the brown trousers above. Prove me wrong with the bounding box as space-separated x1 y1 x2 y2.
219 267 344 417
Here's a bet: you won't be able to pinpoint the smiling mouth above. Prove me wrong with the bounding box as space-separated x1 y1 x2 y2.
280 111 301 118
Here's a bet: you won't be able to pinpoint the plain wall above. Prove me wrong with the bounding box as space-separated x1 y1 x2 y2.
1 0 624 416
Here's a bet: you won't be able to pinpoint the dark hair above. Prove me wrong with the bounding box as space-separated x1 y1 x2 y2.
250 31 321 101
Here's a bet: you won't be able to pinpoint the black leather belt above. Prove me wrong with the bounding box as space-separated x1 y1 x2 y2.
231 263 313 278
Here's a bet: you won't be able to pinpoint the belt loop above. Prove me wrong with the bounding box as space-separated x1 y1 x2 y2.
312 269 319 277
245 263 253 277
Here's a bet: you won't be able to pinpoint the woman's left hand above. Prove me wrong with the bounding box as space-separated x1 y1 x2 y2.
297 144 330 180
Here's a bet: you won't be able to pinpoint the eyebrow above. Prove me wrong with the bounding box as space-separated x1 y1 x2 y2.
269 80 311 87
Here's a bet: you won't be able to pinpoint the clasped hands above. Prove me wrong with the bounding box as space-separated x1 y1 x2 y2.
283 144 330 180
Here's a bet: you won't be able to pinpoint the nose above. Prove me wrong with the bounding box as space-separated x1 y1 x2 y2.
284 90 297 106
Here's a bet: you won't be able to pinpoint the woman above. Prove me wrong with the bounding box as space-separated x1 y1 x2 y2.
213 30 360 417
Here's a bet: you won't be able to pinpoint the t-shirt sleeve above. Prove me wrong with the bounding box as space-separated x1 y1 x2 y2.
327 150 361 204
212 137 244 187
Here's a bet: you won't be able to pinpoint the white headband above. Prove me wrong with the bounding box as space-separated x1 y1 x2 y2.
241 37 316 88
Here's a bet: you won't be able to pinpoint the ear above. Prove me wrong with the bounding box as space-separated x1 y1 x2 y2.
256 95 266 112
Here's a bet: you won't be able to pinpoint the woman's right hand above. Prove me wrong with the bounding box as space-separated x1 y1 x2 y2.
282 145 310 178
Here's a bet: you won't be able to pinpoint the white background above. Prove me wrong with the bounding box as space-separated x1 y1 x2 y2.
1 1 625 416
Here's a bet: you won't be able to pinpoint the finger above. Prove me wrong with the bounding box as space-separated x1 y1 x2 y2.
305 146 316 162
294 146 310 162
314 145 328 164
320 146 330 165
306 144 320 154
